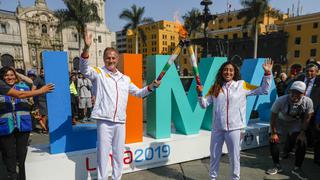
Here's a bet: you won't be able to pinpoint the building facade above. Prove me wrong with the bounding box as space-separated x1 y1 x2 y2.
126 20 195 76
193 8 288 66
202 8 320 69
0 0 115 72
116 30 127 53
284 12 320 67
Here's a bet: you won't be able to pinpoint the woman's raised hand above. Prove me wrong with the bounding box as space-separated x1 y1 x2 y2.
263 58 273 73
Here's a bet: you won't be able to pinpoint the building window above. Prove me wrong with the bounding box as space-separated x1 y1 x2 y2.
219 19 224 23
311 35 318 43
242 32 248 38
99 50 102 56
310 49 317 57
98 36 102 43
313 22 318 28
228 17 232 22
162 34 167 39
233 33 238 39
183 48 187 54
42 24 47 34
295 37 301 45
184 58 187 64
294 50 300 58
0 24 7 34
296 25 301 31
224 35 228 40
73 33 78 42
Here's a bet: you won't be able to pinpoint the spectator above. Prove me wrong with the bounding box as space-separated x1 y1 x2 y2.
0 77 53 99
315 106 320 166
77 73 93 122
295 61 320 164
266 81 313 180
276 72 289 96
32 68 48 133
27 69 37 82
0 67 34 180
70 73 79 125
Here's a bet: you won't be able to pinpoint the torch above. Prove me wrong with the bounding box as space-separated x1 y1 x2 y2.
156 40 185 81
185 40 203 97
153 22 203 97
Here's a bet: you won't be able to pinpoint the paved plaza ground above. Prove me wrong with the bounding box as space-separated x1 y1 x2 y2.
1 131 319 180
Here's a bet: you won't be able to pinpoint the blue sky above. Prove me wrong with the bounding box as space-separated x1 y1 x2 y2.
1 0 319 32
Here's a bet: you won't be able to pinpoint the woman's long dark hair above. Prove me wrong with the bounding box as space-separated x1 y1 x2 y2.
207 61 241 97
0 67 20 85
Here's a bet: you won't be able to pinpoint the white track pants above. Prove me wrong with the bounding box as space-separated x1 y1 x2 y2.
210 129 241 180
97 120 125 180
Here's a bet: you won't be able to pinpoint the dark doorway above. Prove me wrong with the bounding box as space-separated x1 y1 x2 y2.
1 54 14 68
73 57 80 72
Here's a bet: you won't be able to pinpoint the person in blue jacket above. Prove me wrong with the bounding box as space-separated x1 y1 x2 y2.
0 67 34 180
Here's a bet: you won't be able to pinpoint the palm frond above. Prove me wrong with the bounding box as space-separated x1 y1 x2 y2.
138 28 147 45
56 0 101 37
119 9 134 20
182 8 202 36
122 23 133 32
141 17 154 25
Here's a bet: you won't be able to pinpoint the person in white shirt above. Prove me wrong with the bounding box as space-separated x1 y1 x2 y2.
80 30 160 180
198 60 273 180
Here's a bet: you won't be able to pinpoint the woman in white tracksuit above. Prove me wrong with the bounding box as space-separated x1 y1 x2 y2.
80 31 160 180
198 60 273 180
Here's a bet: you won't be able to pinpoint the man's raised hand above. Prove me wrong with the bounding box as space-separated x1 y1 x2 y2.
83 27 92 51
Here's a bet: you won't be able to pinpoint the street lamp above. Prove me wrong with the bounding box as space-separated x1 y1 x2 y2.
200 0 216 57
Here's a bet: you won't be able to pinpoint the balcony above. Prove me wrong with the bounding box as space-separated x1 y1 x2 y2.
0 33 21 45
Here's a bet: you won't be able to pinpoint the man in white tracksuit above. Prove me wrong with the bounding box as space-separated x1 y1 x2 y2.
198 60 273 180
80 30 160 180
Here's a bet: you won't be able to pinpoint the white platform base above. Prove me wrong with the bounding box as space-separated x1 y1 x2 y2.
25 122 269 180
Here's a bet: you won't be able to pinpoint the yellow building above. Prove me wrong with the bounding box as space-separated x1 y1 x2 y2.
283 12 320 66
126 20 195 76
207 9 285 40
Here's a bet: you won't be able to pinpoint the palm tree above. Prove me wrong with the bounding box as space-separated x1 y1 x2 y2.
237 0 282 58
182 8 202 38
54 0 101 53
119 5 154 54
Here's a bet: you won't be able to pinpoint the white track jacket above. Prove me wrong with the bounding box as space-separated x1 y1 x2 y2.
80 58 151 123
199 75 272 131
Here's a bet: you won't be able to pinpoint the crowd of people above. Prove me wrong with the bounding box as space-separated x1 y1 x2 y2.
0 34 320 179
69 72 94 125
269 60 320 180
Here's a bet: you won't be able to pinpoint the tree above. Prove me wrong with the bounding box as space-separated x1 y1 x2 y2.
182 8 202 38
119 5 154 54
237 0 282 58
54 0 101 53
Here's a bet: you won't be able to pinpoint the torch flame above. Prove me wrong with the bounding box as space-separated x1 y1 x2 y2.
173 11 188 39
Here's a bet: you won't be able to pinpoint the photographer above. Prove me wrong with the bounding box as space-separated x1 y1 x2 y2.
266 81 313 180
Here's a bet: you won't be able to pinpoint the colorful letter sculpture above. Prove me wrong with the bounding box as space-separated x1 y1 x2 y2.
43 51 276 154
